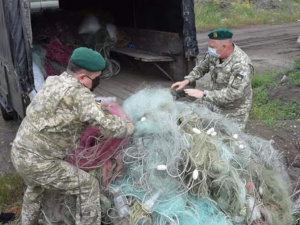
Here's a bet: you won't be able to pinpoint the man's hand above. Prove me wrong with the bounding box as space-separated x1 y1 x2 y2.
127 122 135 135
171 80 190 91
184 89 204 98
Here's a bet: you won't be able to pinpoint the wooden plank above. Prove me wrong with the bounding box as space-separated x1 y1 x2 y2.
100 81 133 99
107 72 156 90
112 71 172 90
111 29 188 81
94 67 174 103
93 86 119 97
123 28 183 54
111 47 173 62
107 78 141 92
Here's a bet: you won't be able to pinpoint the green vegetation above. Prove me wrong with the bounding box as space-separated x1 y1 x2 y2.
289 58 300 85
250 58 300 126
194 0 300 31
0 173 25 209
294 212 300 225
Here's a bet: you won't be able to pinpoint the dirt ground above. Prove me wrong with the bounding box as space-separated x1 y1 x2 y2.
0 22 300 179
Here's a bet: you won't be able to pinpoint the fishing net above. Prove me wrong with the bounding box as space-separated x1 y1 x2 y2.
31 10 121 79
108 87 294 225
36 87 294 225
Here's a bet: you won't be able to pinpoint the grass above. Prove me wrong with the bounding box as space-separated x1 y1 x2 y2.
0 173 25 210
250 58 300 126
194 0 300 31
294 212 300 225
289 58 300 86
251 72 279 89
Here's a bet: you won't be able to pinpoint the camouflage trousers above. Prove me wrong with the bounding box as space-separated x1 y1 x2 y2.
11 147 101 225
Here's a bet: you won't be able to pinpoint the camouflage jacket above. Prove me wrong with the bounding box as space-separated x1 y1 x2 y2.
12 72 133 159
184 44 254 119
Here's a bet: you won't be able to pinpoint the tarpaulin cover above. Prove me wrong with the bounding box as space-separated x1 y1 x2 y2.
183 0 199 60
2 0 33 93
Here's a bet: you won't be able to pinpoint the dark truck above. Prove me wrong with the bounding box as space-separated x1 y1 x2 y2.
0 0 199 120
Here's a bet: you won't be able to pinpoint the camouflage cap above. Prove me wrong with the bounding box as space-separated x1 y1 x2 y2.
208 28 233 40
70 47 106 71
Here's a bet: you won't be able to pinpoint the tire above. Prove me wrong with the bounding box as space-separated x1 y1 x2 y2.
0 104 16 121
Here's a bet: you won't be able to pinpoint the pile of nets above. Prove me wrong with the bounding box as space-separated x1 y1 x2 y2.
38 87 294 225
108 87 294 225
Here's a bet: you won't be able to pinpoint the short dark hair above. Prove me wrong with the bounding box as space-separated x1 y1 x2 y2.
67 61 82 73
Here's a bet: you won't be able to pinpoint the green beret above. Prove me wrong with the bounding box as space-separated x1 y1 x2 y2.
208 28 233 40
70 47 106 71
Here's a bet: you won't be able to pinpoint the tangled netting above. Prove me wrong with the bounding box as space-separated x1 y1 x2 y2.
32 10 123 80
40 88 294 225
110 87 294 225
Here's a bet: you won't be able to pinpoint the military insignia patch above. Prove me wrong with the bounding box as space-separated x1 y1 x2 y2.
94 99 102 107
236 74 244 80
231 74 244 90
213 32 218 38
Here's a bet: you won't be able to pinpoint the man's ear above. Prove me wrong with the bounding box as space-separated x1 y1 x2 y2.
76 73 86 81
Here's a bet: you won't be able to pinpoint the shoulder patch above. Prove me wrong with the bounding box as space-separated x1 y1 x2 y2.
94 99 102 107
231 74 244 90
236 74 244 80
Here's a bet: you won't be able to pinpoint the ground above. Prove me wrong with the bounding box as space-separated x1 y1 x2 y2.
246 83 300 169
0 117 19 177
246 119 300 170
0 22 299 197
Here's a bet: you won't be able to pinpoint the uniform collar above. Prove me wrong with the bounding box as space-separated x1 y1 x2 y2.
61 72 83 88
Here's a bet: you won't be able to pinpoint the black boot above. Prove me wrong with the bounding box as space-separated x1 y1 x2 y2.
0 212 15 223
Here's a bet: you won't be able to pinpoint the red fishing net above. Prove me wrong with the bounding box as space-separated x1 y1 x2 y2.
66 99 130 187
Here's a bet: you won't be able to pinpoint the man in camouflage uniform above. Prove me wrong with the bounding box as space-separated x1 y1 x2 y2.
171 28 254 130
11 47 135 225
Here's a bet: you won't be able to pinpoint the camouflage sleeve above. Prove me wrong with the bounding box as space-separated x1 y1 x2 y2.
76 90 133 138
203 63 253 105
184 54 210 83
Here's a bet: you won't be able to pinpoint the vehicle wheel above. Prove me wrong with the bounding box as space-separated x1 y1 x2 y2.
0 104 16 121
